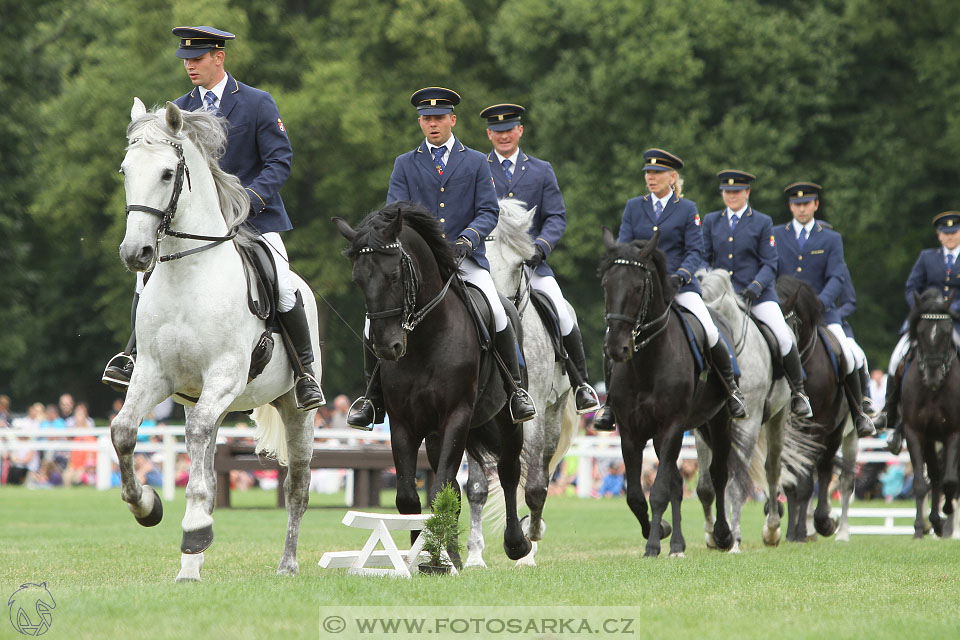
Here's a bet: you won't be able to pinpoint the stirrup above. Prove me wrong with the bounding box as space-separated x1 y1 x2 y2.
101 352 135 390
509 388 537 424
791 392 814 419
294 373 325 411
727 390 748 419
855 413 876 438
574 384 601 415
346 397 376 432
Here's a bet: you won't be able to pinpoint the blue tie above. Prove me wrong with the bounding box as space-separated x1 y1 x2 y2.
203 91 217 112
947 253 955 274
502 158 513 180
798 228 808 249
654 200 663 220
432 146 445 175
730 213 739 230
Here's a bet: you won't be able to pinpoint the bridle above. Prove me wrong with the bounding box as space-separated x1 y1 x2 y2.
603 257 671 351
358 240 457 333
783 309 818 365
916 312 956 389
124 137 237 263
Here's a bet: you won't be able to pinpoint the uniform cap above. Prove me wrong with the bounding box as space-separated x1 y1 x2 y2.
643 148 683 172
480 103 525 131
172 26 235 59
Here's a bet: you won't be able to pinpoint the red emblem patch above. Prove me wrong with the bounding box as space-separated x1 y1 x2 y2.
277 118 285 132
694 214 701 227
769 235 776 247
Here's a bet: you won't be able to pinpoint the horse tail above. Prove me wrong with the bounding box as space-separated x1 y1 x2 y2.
780 415 825 489
252 403 289 467
748 426 770 494
548 394 578 474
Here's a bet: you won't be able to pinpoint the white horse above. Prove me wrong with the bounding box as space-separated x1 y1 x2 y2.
699 269 818 550
112 99 319 581
464 198 578 568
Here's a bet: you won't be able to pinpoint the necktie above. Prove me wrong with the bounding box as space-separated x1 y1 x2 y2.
203 91 217 112
798 228 808 249
654 200 663 220
502 158 513 180
947 253 955 274
730 214 739 230
432 146 445 175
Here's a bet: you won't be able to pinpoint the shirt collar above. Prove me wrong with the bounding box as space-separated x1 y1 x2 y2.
199 73 228 103
727 204 748 220
945 246 960 260
792 218 816 236
494 147 521 167
427 135 454 155
651 190 672 210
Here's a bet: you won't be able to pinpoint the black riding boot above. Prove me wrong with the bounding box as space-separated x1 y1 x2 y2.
562 326 601 414
859 365 876 415
783 344 814 418
346 342 385 431
842 370 876 438
102 292 140 392
494 324 537 423
874 365 903 454
592 354 617 431
277 291 325 411
710 340 747 419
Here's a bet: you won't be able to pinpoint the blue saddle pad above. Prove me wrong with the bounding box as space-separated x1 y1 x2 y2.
672 307 707 374
817 326 841 380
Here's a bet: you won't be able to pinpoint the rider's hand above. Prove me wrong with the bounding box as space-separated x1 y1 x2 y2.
668 273 684 290
454 237 474 260
740 288 759 304
525 245 545 268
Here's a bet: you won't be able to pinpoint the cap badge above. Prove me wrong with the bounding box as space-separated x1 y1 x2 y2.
728 179 735 185
797 191 804 197
185 39 191 45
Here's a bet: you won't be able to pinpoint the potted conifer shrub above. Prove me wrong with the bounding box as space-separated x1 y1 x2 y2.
418 482 464 575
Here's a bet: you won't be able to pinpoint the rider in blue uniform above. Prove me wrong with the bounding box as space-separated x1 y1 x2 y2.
773 182 875 437
875 211 960 453
102 26 323 410
346 87 536 429
701 170 812 418
480 103 600 414
593 149 747 430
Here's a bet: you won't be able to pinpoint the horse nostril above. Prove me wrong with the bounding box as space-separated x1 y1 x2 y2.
138 246 154 264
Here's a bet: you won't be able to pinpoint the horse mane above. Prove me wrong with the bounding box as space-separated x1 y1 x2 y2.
776 276 823 327
908 288 950 340
495 198 537 260
127 107 251 239
344 201 459 278
598 238 674 299
700 269 748 313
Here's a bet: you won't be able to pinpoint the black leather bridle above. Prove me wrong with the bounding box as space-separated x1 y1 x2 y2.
603 257 671 351
916 312 956 390
124 137 237 263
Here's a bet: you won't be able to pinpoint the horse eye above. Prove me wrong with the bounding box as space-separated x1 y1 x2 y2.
162 169 174 181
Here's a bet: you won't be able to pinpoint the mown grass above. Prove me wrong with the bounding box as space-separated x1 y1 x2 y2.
1 486 957 639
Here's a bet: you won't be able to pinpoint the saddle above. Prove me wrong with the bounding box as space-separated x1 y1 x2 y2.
455 281 527 393
671 306 740 379
752 317 786 380
530 290 565 363
817 326 845 382
236 237 281 382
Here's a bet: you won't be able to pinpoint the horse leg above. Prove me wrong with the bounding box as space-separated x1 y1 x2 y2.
924 438 944 537
941 432 960 517
516 417 550 568
905 428 928 539
835 423 857 542
494 412 533 561
395 427 424 546
464 452 489 568
109 370 171 526
762 412 785 546
792 472 814 542
707 413 734 552
784 484 799 542
667 463 687 557
812 445 839 538
621 431 652 539
645 428 684 558
275 391 314 576
694 429 717 549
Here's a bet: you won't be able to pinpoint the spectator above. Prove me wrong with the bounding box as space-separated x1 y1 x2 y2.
33 459 64 488
64 404 97 486
108 397 124 423
58 393 75 420
134 453 162 487
598 460 626 497
327 395 350 430
868 369 886 414
0 395 12 428
12 403 44 430
880 460 905 503
40 404 65 430
680 458 699 498
7 436 40 485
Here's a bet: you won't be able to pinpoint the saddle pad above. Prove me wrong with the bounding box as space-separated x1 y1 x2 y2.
752 317 786 380
237 238 279 324
818 326 842 381
530 290 565 363
673 307 707 374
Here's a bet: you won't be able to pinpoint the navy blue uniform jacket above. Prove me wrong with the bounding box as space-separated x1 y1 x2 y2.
618 192 703 294
488 148 566 278
174 73 293 234
773 221 846 324
837 264 857 337
388 136 499 270
702 206 779 304
905 248 960 314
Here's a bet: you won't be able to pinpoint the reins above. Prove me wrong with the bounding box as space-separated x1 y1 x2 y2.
124 137 238 263
604 257 671 351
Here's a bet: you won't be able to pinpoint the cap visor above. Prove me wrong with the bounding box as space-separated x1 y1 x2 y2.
789 196 817 204
719 185 749 191
417 106 453 116
176 47 215 59
487 121 519 131
643 164 671 172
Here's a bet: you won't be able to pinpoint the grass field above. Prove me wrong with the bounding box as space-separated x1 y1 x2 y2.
1 486 957 640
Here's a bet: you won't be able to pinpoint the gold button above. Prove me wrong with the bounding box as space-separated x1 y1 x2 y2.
440 187 445 192
728 270 734 276
797 267 802 272
653 226 659 231
442 233 446 238
440 218 445 223
798 255 803 260
728 254 733 259
440 202 445 208
728 236 733 242
508 192 514 197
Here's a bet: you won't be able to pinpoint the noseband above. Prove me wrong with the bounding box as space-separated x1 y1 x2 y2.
124 137 237 263
604 257 671 351
916 312 956 389
359 241 457 333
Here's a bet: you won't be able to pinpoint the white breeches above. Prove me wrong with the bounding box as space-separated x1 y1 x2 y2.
826 323 856 375
528 270 574 336
135 231 296 312
675 291 719 346
363 256 507 337
751 301 794 357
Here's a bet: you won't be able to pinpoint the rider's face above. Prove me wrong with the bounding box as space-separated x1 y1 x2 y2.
183 51 225 90
939 229 960 251
418 114 456 147
721 188 749 213
789 199 819 225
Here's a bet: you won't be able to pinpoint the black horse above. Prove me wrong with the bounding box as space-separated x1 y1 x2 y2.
901 289 960 538
334 203 531 564
600 228 734 557
775 276 845 542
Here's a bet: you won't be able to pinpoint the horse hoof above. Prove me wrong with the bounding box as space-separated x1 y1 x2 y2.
668 551 686 558
643 547 661 558
659 522 672 539
704 533 717 549
276 560 299 576
713 528 734 551
729 542 741 554
464 553 487 569
815 516 838 538
520 515 546 541
132 486 163 527
175 552 204 582
835 531 850 543
181 525 214 554
762 525 781 547
514 541 537 568
504 537 532 561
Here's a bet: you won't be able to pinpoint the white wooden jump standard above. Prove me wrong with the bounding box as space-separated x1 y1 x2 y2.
846 508 917 535
319 511 459 577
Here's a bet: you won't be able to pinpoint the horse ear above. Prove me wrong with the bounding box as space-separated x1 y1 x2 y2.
131 97 147 120
332 217 357 242
601 226 617 249
911 291 921 308
385 206 403 239
164 101 184 135
639 228 661 258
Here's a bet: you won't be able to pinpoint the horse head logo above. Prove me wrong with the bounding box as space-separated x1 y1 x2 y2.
8 582 56 636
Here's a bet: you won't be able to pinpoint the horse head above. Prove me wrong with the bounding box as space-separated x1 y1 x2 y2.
488 198 537 296
599 227 669 362
910 289 956 390
700 269 744 318
775 276 822 350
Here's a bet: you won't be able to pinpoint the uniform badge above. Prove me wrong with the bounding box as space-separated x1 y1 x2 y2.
769 235 776 247
694 214 701 227
491 177 496 188
277 118 285 132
